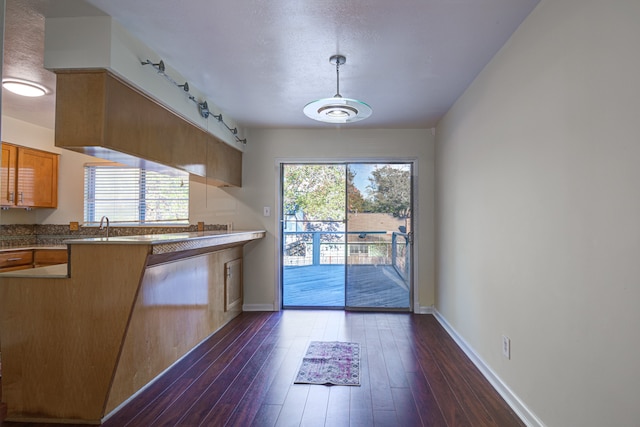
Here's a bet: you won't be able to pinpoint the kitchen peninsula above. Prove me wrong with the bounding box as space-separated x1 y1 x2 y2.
0 230 264 424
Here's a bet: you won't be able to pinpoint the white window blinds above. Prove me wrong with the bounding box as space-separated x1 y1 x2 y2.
84 165 189 225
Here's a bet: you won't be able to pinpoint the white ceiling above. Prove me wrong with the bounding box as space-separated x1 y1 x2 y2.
2 0 540 131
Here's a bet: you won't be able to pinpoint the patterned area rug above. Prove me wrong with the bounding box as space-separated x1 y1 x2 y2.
294 341 360 386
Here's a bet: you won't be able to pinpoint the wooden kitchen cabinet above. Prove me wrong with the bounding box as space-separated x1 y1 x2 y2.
0 249 67 272
55 70 242 186
1 143 17 205
1 142 59 208
224 258 243 312
0 250 34 272
34 249 68 267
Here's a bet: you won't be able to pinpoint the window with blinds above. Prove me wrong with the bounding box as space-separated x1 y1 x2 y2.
84 165 189 225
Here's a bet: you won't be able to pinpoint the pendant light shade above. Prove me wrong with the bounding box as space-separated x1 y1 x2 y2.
303 55 372 124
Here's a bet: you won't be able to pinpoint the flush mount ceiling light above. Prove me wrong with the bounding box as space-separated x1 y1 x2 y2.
2 78 48 97
303 55 372 124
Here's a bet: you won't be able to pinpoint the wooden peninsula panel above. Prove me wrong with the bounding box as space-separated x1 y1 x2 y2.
0 231 264 424
55 70 242 187
0 244 149 422
105 246 243 413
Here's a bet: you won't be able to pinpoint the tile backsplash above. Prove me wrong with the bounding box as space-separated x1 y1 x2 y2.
0 223 227 248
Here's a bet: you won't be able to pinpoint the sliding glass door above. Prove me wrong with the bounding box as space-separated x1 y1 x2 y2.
345 163 412 309
281 162 412 311
281 164 347 308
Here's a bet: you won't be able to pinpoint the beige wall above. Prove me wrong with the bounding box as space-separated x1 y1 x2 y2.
44 16 245 152
1 116 93 225
1 118 436 312
435 0 640 426
235 128 436 311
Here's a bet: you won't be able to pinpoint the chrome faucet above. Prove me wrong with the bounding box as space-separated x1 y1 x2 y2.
99 216 110 238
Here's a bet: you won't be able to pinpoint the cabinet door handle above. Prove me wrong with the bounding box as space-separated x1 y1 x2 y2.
19 192 23 203
9 192 14 203
7 257 23 261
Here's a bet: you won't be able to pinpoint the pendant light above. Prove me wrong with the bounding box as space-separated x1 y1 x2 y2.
303 55 372 124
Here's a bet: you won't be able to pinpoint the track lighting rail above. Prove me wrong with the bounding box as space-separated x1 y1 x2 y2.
141 58 246 145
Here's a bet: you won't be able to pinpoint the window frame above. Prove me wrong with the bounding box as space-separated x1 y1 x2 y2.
83 163 190 226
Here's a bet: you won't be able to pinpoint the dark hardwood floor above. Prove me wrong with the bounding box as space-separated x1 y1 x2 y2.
1 311 524 427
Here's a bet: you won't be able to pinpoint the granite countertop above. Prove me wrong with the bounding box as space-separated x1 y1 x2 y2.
0 231 265 278
0 263 69 278
64 230 266 254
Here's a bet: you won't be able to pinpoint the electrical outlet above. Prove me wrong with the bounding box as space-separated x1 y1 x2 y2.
502 335 511 359
263 206 271 217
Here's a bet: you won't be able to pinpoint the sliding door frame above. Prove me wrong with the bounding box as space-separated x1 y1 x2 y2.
275 157 420 313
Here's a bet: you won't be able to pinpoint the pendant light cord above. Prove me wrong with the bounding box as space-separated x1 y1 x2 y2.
335 59 341 98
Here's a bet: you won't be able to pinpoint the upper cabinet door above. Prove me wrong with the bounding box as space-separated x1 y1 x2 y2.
16 146 59 208
1 143 18 206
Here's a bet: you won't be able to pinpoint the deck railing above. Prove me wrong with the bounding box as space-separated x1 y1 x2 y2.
283 230 410 281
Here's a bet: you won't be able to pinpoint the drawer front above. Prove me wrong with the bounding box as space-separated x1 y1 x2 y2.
34 249 68 265
0 264 33 273
0 250 34 268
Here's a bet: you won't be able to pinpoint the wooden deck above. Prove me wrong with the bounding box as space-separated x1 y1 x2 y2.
283 264 410 309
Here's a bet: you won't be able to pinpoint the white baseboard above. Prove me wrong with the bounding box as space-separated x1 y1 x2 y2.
433 311 545 427
415 305 435 314
243 303 276 311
